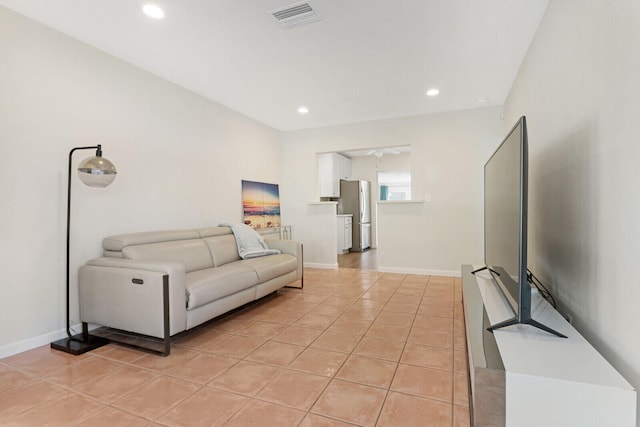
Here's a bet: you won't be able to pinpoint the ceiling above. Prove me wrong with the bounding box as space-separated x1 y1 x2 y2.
0 0 548 131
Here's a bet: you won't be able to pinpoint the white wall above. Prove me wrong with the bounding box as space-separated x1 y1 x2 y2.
281 107 504 273
503 0 640 423
0 7 282 355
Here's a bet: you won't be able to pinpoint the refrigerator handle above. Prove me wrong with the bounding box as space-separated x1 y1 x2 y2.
359 187 364 222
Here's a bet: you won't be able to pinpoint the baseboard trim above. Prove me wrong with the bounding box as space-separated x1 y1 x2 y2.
377 266 461 277
304 262 339 270
0 323 98 359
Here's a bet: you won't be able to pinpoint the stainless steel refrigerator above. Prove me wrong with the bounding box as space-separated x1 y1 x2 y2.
337 180 371 251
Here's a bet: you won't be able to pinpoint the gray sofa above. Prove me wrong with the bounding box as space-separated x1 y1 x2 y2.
78 226 302 355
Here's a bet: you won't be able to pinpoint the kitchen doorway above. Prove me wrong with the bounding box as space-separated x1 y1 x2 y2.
338 146 411 249
338 248 378 270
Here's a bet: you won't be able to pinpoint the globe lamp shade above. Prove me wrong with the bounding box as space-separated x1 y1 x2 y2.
77 156 117 187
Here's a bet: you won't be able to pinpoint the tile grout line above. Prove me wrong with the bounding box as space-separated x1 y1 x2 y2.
371 275 424 427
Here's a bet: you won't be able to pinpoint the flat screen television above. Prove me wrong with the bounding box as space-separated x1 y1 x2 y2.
474 116 565 338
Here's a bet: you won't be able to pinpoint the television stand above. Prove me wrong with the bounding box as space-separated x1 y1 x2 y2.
487 316 567 338
461 265 636 427
470 265 499 276
470 265 566 338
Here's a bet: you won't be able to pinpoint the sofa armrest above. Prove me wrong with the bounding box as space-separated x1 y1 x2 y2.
265 239 303 282
265 238 300 256
79 257 187 338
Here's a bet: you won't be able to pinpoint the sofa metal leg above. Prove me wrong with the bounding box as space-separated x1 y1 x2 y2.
285 243 304 289
299 243 305 288
162 274 171 356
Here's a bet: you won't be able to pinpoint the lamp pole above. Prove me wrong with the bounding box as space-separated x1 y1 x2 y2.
51 145 117 355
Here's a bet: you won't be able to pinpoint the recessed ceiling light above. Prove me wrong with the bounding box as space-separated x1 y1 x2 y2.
297 106 309 114
475 97 489 104
143 4 165 19
426 88 440 97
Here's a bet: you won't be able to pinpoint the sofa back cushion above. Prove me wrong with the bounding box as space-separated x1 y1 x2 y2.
196 227 232 238
103 229 200 252
203 235 241 267
122 239 214 273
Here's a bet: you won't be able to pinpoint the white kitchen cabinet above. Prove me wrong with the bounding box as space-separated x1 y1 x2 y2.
337 215 353 253
318 153 351 197
337 154 351 181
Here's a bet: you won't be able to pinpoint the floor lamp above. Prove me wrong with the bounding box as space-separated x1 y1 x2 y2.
51 145 117 355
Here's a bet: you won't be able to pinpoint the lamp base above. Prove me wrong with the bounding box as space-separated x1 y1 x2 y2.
51 334 110 355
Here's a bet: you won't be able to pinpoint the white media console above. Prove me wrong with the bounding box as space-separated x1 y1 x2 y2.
461 264 636 427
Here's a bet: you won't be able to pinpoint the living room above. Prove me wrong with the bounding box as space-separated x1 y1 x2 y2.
1 1 639 426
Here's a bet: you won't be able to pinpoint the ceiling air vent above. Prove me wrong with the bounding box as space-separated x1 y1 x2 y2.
269 1 321 29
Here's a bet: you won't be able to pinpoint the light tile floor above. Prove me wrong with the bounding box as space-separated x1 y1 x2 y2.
0 268 471 426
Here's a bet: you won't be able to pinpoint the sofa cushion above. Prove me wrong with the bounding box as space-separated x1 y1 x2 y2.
240 254 298 283
122 239 213 273
185 264 258 309
203 234 241 267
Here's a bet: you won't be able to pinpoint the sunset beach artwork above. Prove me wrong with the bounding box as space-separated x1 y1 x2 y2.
241 180 281 229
